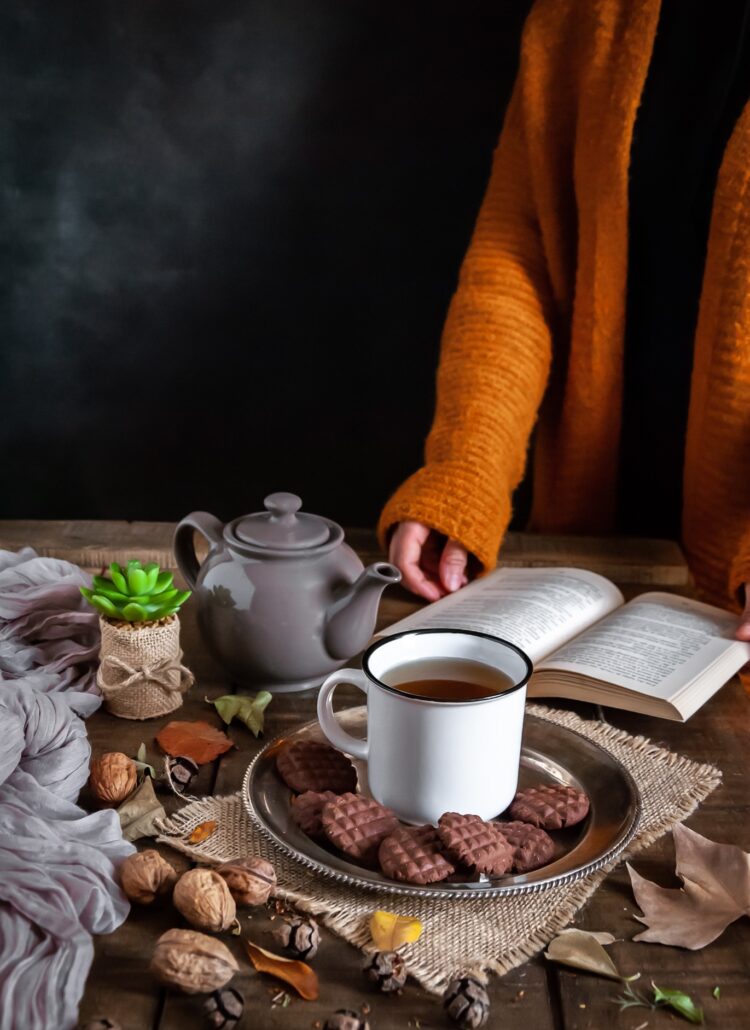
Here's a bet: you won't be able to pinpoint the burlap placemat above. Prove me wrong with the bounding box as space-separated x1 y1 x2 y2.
156 704 720 995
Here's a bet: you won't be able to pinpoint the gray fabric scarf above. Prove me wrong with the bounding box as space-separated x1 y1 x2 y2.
0 549 134 1030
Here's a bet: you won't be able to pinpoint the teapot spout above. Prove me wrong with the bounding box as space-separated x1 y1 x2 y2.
324 562 402 662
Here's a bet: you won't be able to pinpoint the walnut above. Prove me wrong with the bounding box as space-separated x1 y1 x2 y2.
151 929 239 994
173 868 236 932
119 849 178 904
89 752 137 805
216 856 277 906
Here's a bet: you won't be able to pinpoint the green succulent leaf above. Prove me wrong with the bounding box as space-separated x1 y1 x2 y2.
109 564 129 594
122 602 148 621
126 566 148 595
152 571 174 594
142 564 160 593
90 594 120 618
91 580 131 603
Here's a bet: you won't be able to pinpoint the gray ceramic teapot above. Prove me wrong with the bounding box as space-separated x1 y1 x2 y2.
174 493 401 692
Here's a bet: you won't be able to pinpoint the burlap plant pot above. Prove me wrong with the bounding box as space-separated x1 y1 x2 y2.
96 615 194 720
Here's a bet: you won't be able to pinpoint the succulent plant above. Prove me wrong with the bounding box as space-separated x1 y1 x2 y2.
80 560 191 623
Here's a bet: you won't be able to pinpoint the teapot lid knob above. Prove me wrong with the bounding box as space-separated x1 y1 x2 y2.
264 492 302 523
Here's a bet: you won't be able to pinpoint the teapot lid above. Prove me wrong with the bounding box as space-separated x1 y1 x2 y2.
234 492 331 550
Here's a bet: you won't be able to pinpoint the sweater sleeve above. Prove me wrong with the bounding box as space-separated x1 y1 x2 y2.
377 83 555 571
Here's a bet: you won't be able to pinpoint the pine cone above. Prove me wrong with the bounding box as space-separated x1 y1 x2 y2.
362 950 407 992
272 915 320 959
443 976 491 1029
167 755 199 790
203 987 244 1029
323 1011 370 1030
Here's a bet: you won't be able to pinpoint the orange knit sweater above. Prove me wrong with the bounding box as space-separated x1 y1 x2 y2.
378 0 750 611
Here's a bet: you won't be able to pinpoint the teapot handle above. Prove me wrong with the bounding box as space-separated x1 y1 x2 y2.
173 512 224 589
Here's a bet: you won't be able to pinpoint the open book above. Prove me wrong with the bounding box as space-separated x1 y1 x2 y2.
377 568 750 721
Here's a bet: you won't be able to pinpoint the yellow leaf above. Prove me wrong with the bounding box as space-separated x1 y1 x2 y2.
369 910 423 951
187 819 218 844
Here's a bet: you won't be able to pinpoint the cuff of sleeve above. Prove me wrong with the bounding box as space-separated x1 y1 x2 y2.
729 540 750 610
377 462 511 574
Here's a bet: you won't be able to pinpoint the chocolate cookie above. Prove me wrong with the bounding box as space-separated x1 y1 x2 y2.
437 813 514 876
497 820 556 873
290 790 339 839
378 825 456 885
509 783 590 830
276 740 358 794
321 793 400 865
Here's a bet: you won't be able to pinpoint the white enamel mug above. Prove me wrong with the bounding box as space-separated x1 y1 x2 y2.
316 629 532 825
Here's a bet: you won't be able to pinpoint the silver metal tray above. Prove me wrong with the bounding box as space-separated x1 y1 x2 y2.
241 708 641 899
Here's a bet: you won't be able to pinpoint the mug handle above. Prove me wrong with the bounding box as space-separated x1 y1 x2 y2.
317 668 369 761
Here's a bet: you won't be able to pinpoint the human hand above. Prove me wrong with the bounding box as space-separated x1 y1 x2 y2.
388 520 470 602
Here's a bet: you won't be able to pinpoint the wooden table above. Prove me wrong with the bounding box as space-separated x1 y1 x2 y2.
5 522 748 1029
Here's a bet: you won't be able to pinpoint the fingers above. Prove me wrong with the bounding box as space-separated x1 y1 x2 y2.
389 521 444 602
439 538 469 593
736 584 750 641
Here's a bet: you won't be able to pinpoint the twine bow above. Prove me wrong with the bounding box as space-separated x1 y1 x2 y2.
97 654 194 697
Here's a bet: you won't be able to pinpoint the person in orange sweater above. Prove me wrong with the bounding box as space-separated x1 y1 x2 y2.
378 0 750 645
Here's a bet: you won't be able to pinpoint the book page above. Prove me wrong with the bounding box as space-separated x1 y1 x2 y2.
539 591 749 700
376 567 624 663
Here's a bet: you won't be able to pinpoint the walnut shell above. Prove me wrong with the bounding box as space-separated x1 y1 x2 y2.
89 752 137 805
173 868 236 932
216 856 277 906
120 849 178 904
150 928 239 994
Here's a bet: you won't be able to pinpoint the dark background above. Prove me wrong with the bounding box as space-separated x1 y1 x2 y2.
3 0 531 529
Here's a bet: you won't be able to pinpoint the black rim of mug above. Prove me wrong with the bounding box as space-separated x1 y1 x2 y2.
360 628 533 705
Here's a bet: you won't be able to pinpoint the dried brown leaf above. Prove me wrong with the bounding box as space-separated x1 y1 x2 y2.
155 720 234 765
243 939 319 1000
187 820 218 845
544 929 620 980
628 824 750 949
117 776 166 842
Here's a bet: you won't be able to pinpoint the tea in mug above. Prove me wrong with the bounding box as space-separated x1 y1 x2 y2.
381 656 516 702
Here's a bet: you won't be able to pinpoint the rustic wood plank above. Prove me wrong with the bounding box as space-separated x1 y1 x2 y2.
0 519 177 569
0 520 689 585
